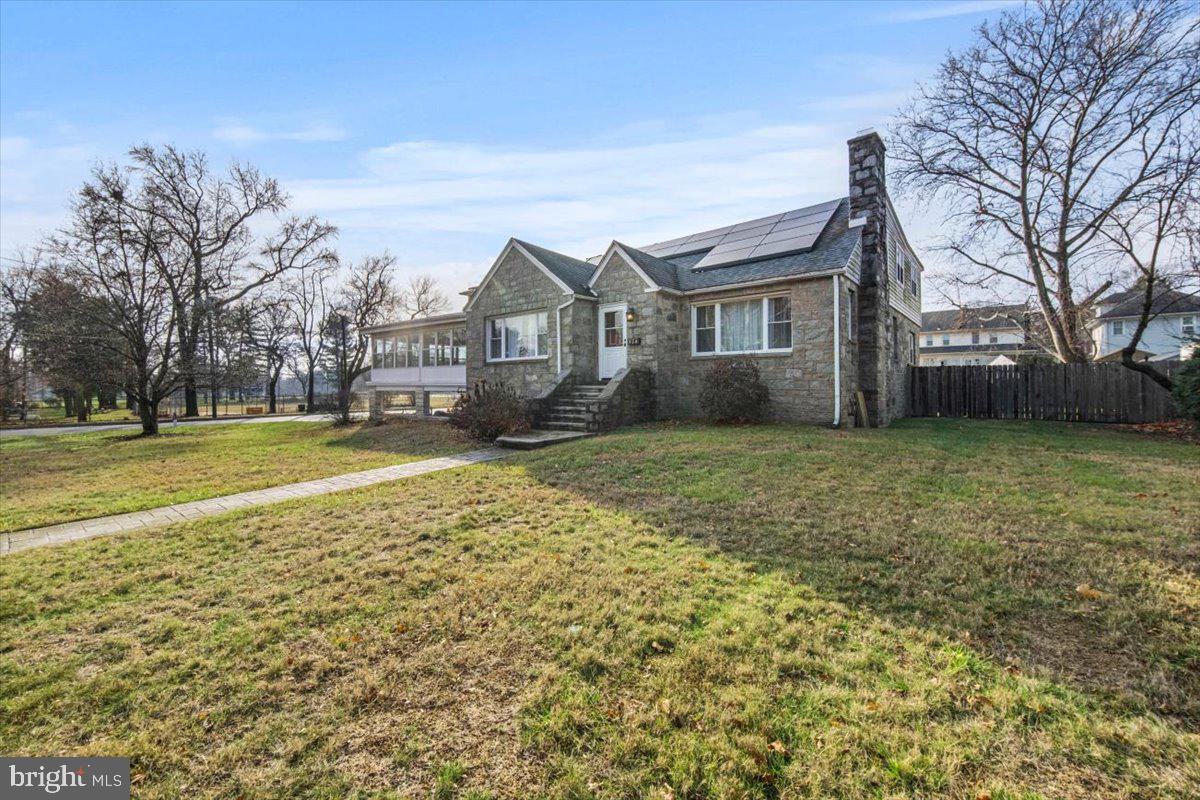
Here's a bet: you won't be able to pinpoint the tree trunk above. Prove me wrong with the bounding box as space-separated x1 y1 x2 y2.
306 358 317 410
76 396 89 422
139 397 160 435
125 388 136 411
62 390 75 418
267 374 278 414
184 380 199 417
211 386 219 419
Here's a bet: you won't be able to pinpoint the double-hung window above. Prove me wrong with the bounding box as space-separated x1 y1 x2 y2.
487 311 549 361
942 333 950 346
925 335 933 347
1111 320 1125 336
1181 315 1195 337
971 331 980 344
988 333 998 344
692 295 791 355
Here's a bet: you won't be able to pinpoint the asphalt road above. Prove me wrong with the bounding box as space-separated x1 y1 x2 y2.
0 412 368 439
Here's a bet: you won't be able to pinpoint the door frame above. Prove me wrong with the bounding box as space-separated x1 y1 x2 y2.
597 302 628 379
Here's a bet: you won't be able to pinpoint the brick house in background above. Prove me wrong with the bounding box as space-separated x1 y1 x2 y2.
366 130 923 429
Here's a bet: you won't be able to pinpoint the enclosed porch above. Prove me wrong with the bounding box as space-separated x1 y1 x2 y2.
364 312 468 420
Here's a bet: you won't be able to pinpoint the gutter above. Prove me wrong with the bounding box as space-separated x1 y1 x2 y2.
556 296 576 373
832 274 842 428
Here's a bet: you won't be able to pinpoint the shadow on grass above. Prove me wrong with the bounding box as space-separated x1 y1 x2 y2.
518 418 1200 727
318 418 474 458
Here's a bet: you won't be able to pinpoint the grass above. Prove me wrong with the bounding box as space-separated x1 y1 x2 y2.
0 419 473 531
1 419 1197 798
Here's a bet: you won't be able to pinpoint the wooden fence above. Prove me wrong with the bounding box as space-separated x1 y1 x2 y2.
908 363 1180 423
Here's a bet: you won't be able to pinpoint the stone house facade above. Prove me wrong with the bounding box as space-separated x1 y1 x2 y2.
367 130 923 429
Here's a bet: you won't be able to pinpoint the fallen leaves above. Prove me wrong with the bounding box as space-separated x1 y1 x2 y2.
1075 583 1103 601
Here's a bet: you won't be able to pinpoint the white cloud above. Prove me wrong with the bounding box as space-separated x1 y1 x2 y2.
879 1 1021 23
211 122 348 144
288 124 853 260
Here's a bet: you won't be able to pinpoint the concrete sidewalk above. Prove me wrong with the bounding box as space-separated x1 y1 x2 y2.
2 447 508 555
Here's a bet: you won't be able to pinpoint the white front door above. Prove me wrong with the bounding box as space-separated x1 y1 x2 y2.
598 303 628 379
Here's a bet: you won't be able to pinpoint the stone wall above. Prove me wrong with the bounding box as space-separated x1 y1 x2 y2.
665 278 842 425
578 367 656 431
466 246 594 395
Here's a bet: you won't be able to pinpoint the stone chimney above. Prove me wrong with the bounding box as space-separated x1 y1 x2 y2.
847 129 891 425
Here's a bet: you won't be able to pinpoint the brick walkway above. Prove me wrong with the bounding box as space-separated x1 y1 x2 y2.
1 448 509 555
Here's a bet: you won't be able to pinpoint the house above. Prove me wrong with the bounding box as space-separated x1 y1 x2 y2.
365 130 923 429
918 304 1040 366
1089 286 1198 362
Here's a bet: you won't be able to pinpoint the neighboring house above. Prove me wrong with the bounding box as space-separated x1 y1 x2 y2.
1089 286 1199 362
918 304 1039 366
366 130 923 429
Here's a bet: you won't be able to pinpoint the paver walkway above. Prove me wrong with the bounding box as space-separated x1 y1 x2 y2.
1 448 508 555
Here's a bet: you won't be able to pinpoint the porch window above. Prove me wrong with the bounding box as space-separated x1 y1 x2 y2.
487 311 549 361
372 337 384 369
452 327 467 364
396 335 410 369
384 337 396 368
692 294 792 355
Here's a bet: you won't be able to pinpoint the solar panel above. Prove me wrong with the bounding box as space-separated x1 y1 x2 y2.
636 199 842 270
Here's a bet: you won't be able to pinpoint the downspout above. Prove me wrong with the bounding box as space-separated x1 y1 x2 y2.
832 274 842 428
556 296 576 374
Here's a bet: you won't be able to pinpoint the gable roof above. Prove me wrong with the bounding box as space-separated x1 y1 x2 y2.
513 239 596 295
478 197 869 304
464 238 594 311
1096 287 1200 319
921 304 1029 333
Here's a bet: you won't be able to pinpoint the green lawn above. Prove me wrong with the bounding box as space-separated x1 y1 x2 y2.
0 420 473 531
1 419 1197 798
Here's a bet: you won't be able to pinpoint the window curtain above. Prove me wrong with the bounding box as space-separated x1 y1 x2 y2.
720 300 762 352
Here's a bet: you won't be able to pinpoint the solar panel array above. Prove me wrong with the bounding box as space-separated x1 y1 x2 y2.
640 198 841 270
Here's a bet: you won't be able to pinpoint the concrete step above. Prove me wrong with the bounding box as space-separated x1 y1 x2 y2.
538 420 589 431
543 412 587 423
496 429 595 450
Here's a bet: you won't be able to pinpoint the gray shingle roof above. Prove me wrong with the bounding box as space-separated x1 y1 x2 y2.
921 304 1029 332
1097 287 1199 319
515 239 597 295
612 244 681 291
519 198 863 296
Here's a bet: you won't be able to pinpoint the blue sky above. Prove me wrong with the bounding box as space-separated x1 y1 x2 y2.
0 0 1018 302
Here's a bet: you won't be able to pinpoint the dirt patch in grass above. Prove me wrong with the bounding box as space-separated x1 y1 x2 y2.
0 419 472 531
2 419 1197 798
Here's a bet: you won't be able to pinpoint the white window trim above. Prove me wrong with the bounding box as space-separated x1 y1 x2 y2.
485 310 550 363
690 293 793 357
1111 320 1125 335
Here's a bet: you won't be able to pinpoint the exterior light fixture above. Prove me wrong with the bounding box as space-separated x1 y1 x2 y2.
625 309 635 323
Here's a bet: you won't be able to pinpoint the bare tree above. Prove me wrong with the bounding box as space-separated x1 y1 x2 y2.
893 0 1200 369
121 145 334 416
323 254 398 423
52 166 181 435
282 244 338 410
398 273 449 319
0 252 38 420
239 293 295 414
1097 134 1199 387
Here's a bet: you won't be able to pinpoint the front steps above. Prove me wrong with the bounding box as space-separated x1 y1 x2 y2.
496 381 609 449
537 383 607 431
